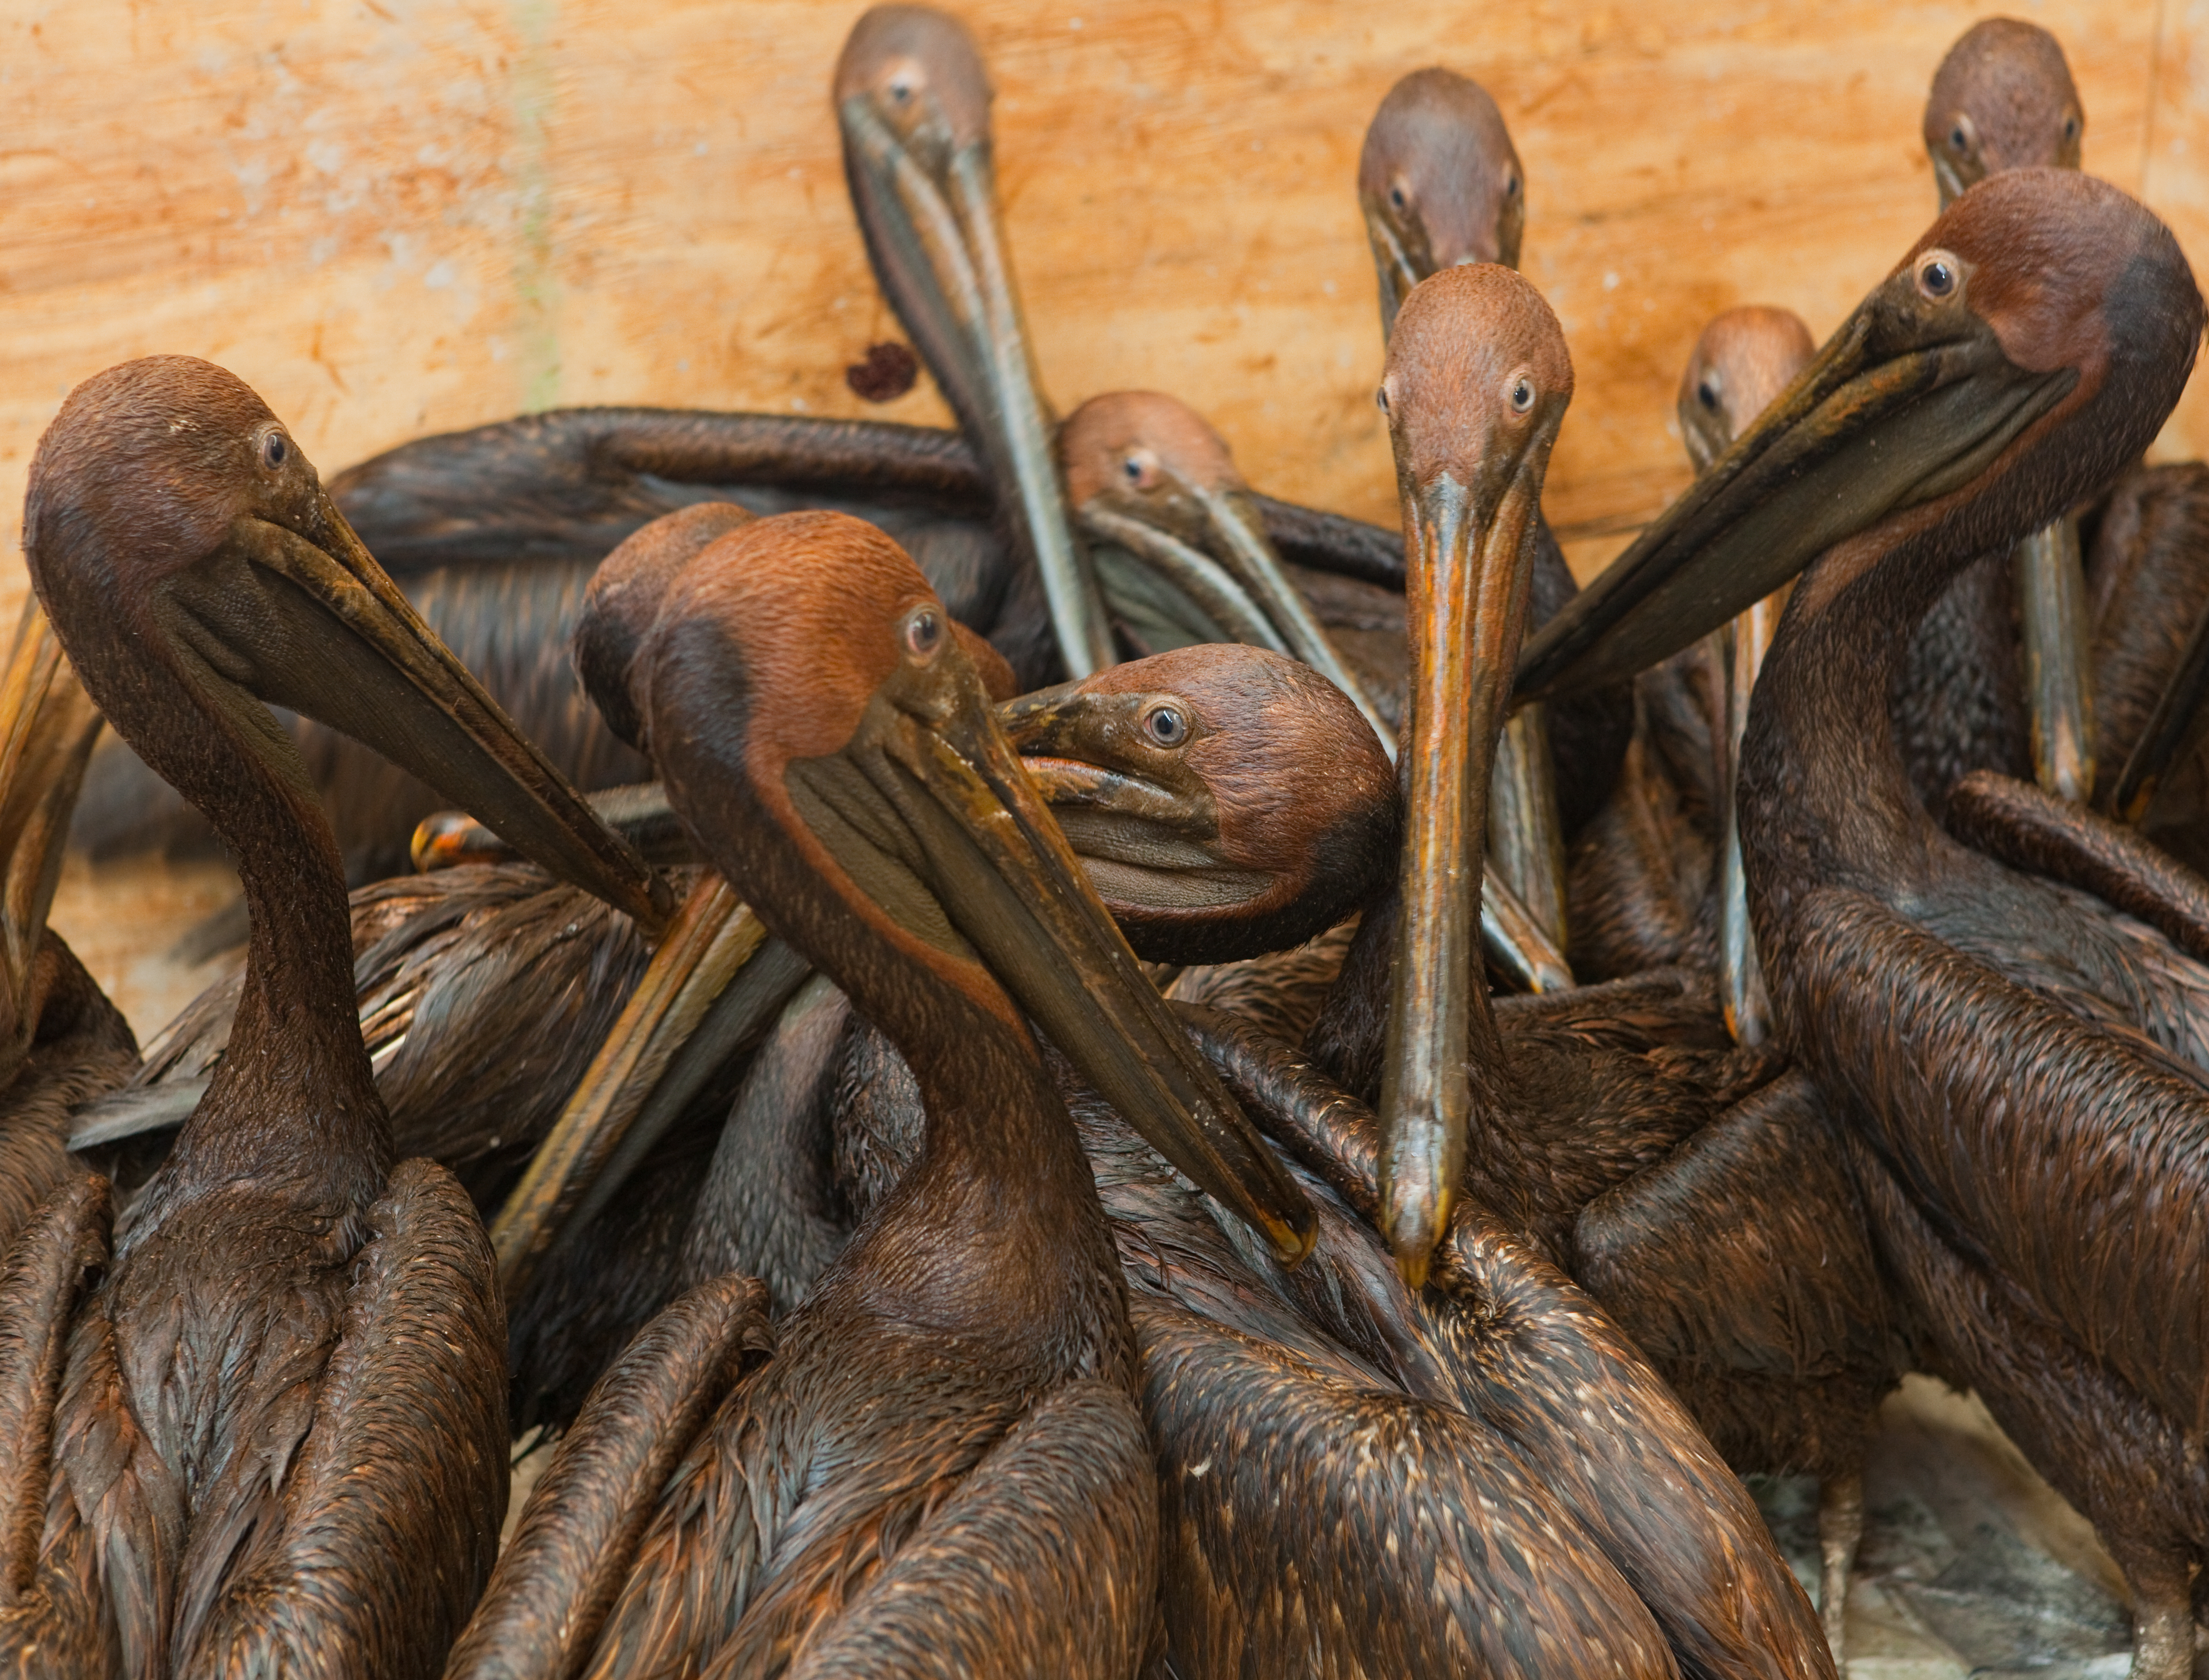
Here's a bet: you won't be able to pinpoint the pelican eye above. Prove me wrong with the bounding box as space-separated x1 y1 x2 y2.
1508 376 1535 414
2063 114 2080 141
1697 376 1721 412
1504 172 1520 198
262 430 289 469
1389 184 1407 211
1143 704 1188 747
1375 384 1391 416
1950 124 1969 153
904 607 943 657
1916 252 1959 301
888 75 915 104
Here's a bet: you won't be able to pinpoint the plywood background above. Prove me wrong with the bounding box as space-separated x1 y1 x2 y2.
1 0 2203 612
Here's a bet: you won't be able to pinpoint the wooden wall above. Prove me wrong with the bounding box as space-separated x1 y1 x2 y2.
2 0 2202 612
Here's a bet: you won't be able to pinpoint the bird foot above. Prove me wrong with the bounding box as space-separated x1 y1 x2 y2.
2134 1597 2193 1680
1816 1468 1866 1671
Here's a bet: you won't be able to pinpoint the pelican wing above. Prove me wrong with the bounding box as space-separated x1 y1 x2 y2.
0 1177 133 1673
729 1378 1156 1680
170 1159 506 1679
1575 1069 1897 1383
1137 1297 1678 1680
449 1274 772 1680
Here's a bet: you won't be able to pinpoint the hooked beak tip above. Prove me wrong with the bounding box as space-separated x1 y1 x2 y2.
1388 1193 1446 1288
1382 1149 1452 1287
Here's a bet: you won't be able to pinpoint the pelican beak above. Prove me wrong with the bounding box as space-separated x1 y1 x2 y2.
491 874 813 1299
1516 268 2078 702
1381 453 1546 1281
794 633 1315 1262
1077 477 1400 755
1001 684 1284 949
1361 192 1435 344
176 486 670 932
0 602 103 1086
838 75 1114 678
1186 483 1399 756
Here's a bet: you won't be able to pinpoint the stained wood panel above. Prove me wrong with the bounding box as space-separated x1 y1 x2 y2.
0 0 2198 612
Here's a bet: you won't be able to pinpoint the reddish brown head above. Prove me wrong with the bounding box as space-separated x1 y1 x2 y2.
576 502 756 752
576 501 1010 757
1059 391 1243 511
24 355 663 929
1520 170 2203 701
1382 264 1572 501
1924 18 2083 208
632 508 1314 1256
1005 643 1397 965
1359 68 1526 338
28 356 323 602
1375 263 1574 1277
1676 306 1818 473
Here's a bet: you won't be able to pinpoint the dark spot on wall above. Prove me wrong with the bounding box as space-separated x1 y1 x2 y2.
845 341 919 403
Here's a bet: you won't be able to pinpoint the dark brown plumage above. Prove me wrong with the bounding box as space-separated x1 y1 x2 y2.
821 991 1770 1680
444 1274 777 1679
1352 62 1636 912
525 641 1393 1357
456 508 1311 1678
0 356 663 1675
1077 617 1901 1661
0 611 141 1260
1571 306 1813 983
1518 169 2209 1680
1303 261 1836 1678
2085 462 2209 866
1557 301 1918 1642
0 940 138 1257
77 586 1381 1436
1164 1005 1825 1680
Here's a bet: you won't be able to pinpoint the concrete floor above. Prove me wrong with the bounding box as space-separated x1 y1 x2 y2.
54 855 2157 1669
1758 1378 2137 1677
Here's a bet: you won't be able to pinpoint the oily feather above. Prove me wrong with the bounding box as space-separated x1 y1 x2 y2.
175 1161 507 1680
450 1274 774 1680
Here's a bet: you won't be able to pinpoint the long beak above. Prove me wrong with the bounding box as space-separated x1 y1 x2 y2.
490 874 811 1300
1486 707 1569 956
0 602 103 1085
840 96 1115 678
1381 463 1543 1281
1718 592 1785 1045
1362 197 1430 343
1190 484 1401 757
845 654 1315 1262
202 489 669 932
1077 504 1290 654
2013 512 2096 803
1515 300 2076 701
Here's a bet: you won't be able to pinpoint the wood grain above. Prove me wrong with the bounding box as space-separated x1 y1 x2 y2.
0 0 2197 612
